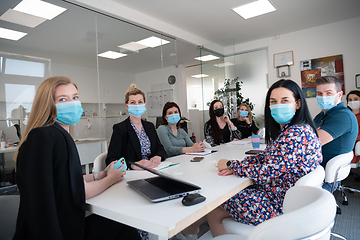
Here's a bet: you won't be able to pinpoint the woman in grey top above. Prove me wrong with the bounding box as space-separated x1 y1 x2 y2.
157 102 205 157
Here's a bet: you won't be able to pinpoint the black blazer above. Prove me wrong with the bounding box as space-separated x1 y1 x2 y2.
106 117 167 169
14 123 85 240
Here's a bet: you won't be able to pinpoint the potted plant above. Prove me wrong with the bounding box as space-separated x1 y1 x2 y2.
212 77 255 118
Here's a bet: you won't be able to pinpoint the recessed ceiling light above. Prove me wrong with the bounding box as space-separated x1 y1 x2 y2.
0 27 27 41
14 0 67 20
194 55 220 62
214 62 235 67
118 42 148 52
0 9 47 28
98 51 127 59
232 0 276 19
136 36 170 48
191 74 209 78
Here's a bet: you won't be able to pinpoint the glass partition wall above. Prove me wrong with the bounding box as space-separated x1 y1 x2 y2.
0 0 183 190
186 42 268 142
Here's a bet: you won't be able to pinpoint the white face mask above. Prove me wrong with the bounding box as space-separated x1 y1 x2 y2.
348 101 360 111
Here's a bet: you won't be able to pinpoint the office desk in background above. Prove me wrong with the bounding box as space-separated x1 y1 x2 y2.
75 138 107 174
86 140 265 240
0 147 18 184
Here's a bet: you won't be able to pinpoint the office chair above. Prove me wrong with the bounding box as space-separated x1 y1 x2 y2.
212 186 336 240
340 142 360 202
324 151 353 214
0 195 20 240
221 166 326 238
93 152 107 173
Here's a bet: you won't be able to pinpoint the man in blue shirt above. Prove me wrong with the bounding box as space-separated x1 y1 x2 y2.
313 76 358 191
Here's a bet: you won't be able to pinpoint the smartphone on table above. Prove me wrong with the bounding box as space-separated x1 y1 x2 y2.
190 157 204 162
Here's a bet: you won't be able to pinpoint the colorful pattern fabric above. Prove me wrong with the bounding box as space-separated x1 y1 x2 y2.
223 124 322 226
131 121 151 160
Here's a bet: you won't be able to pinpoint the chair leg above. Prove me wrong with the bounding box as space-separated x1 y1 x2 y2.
339 187 348 205
336 204 342 214
331 232 347 240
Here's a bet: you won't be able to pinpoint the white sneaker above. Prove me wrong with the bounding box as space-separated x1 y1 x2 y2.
174 232 198 240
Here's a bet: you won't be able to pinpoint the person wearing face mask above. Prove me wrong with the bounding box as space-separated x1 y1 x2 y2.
346 90 360 164
313 77 358 169
106 84 167 170
176 79 322 239
231 103 259 139
157 102 205 157
204 100 242 147
13 76 140 240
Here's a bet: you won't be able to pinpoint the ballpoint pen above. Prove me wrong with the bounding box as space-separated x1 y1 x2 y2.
156 162 179 170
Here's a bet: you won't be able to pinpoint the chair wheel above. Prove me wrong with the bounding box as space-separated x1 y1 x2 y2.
342 200 348 205
336 206 342 214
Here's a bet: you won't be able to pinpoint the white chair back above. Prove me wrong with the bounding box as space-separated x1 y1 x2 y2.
248 186 336 240
355 142 360 156
295 166 325 188
214 186 336 240
0 195 20 240
93 152 107 173
324 151 353 183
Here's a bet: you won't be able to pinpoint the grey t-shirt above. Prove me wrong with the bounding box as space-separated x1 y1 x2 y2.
157 124 194 157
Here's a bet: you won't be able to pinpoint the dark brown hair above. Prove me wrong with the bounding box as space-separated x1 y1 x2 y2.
161 102 181 127
207 99 223 144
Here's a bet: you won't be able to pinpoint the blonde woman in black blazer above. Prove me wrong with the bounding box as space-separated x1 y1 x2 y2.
106 84 167 170
14 76 140 240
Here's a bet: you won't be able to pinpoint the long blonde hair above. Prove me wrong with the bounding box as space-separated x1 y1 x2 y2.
15 76 77 159
236 103 253 123
125 83 146 103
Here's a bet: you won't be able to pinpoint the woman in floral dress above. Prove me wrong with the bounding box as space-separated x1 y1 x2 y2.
207 79 323 237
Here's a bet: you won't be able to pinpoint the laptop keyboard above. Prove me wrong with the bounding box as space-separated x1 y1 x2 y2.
145 177 192 194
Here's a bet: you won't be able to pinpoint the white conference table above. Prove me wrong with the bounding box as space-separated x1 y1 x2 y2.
86 140 266 240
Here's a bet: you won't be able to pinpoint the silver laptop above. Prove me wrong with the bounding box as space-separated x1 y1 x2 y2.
126 162 201 203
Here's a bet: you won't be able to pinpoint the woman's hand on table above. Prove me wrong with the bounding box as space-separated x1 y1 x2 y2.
218 169 235 176
149 156 161 168
217 159 228 171
191 142 205 152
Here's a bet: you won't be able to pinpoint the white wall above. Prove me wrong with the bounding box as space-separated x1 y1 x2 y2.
134 65 180 125
52 62 135 103
230 17 360 117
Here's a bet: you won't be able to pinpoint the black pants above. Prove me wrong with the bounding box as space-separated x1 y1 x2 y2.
85 214 141 240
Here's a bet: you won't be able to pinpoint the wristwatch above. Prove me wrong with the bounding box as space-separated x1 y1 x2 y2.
226 160 234 169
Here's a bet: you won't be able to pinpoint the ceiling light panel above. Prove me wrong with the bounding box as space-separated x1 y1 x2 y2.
194 55 220 62
136 36 170 48
98 51 127 59
0 9 47 28
118 42 148 52
232 0 276 19
214 62 235 67
14 0 67 20
0 27 27 41
191 74 209 78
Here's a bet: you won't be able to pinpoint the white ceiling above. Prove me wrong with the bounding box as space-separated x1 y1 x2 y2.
1 0 360 74
111 0 360 47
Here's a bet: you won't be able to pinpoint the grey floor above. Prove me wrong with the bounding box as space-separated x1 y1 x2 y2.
332 167 360 240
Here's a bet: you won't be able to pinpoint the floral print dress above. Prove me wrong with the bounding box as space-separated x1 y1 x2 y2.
224 124 322 226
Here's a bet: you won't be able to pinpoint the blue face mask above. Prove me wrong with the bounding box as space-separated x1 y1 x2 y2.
270 103 295 125
167 113 180 125
316 95 337 111
128 104 146 117
56 101 83 125
240 110 249 118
